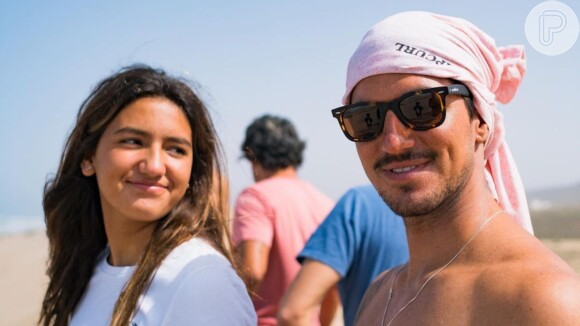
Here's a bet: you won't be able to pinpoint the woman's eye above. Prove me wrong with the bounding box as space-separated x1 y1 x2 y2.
120 138 142 146
168 147 187 156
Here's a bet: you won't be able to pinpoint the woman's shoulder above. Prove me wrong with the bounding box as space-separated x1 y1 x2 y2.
171 237 223 258
158 237 231 277
145 238 256 325
150 237 244 300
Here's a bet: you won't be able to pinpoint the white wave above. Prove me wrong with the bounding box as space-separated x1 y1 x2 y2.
0 214 45 235
530 199 553 211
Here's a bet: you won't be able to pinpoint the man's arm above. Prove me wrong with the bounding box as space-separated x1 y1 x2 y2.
235 240 270 294
277 259 341 326
319 286 341 326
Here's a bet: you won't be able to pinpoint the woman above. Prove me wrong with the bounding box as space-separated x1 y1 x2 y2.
39 65 256 325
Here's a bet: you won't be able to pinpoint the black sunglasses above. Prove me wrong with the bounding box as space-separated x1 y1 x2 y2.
331 84 471 142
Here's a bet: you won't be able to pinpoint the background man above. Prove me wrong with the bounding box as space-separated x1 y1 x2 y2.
278 185 408 326
233 114 335 326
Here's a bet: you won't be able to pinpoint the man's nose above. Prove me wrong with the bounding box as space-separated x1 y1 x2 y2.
379 111 415 153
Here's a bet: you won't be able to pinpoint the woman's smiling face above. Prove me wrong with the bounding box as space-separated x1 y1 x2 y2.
82 96 193 230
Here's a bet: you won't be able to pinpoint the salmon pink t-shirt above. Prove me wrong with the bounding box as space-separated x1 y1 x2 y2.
233 177 334 326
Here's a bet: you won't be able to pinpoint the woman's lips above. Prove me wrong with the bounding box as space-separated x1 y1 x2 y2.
128 181 168 194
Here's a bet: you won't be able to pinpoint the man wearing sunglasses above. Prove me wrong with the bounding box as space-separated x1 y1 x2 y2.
332 12 580 325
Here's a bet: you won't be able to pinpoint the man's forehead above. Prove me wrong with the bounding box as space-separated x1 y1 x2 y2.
351 74 451 103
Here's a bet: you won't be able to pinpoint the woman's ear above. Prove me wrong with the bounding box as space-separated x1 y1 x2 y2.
81 159 95 176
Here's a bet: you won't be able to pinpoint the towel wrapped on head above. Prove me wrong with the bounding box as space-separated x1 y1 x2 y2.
344 11 532 234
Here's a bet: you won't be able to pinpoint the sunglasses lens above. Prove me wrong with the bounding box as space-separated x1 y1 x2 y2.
399 92 444 129
342 104 383 141
335 89 450 141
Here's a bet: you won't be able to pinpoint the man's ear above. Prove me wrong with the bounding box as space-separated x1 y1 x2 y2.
81 159 95 176
474 116 489 145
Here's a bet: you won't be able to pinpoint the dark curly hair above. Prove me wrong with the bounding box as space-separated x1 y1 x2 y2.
241 115 306 170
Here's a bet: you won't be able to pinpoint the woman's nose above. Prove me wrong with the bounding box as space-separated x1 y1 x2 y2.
139 148 166 177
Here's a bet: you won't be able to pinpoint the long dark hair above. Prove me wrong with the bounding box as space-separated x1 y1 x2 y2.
40 65 234 325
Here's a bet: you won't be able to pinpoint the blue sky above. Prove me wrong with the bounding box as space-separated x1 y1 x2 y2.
1 0 579 216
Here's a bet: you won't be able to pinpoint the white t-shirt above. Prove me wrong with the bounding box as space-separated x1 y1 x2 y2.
70 237 256 326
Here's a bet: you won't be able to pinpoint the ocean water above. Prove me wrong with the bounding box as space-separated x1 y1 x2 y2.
0 214 45 236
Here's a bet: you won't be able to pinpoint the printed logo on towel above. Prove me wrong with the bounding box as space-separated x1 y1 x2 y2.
525 1 579 55
394 43 451 65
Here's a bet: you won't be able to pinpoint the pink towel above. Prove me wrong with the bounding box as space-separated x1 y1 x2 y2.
344 11 533 234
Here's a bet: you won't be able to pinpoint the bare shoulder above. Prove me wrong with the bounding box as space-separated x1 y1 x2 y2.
476 237 580 324
511 259 580 324
519 269 580 324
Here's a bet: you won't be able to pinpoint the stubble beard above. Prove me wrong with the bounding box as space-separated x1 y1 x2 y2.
377 154 473 220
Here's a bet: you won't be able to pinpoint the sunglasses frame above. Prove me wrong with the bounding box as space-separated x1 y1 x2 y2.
331 84 471 142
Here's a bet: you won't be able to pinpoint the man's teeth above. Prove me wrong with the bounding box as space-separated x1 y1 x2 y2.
392 166 417 173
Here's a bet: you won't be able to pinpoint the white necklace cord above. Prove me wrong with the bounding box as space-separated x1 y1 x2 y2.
380 210 504 326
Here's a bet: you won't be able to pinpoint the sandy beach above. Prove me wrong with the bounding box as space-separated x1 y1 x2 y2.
0 232 48 326
1 231 579 326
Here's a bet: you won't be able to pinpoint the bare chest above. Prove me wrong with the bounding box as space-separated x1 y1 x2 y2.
355 275 516 326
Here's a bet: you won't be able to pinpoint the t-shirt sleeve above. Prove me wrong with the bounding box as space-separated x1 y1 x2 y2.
298 188 361 277
163 256 257 326
232 187 274 246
